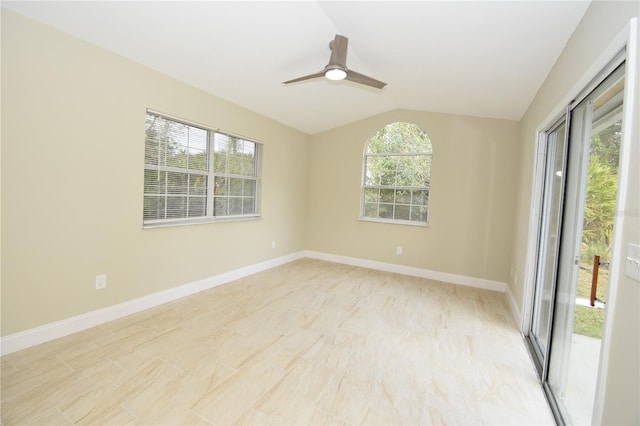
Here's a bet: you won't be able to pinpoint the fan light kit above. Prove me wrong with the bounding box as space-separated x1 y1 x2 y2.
283 34 386 89
325 68 347 81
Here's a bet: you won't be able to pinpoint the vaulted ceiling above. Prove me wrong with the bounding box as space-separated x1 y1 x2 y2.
3 1 591 134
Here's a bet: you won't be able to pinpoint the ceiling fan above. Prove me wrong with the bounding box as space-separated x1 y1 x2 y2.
283 34 387 90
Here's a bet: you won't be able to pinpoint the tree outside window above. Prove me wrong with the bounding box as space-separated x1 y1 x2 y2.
362 122 432 225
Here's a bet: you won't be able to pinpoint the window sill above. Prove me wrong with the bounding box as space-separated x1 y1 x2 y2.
143 214 261 229
359 217 429 227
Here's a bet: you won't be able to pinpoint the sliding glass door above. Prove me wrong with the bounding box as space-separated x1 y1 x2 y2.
527 61 625 425
529 116 568 375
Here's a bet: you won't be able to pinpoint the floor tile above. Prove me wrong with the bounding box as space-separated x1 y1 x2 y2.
1 259 554 425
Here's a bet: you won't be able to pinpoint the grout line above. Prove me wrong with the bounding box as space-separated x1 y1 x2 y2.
56 356 76 373
55 405 75 425
187 407 213 425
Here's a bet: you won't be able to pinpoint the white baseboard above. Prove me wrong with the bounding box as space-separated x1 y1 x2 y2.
1 250 509 356
505 283 523 331
303 250 507 292
0 252 304 356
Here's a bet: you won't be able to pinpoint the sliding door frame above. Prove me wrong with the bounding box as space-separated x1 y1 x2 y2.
525 112 569 380
522 18 638 426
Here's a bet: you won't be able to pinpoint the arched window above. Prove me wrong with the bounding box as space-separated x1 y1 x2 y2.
362 122 433 224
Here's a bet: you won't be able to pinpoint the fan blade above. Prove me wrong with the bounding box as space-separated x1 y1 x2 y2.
283 34 386 89
328 35 348 68
345 70 387 89
282 71 325 85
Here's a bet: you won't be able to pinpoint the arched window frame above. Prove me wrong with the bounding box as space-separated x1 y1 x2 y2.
361 121 433 225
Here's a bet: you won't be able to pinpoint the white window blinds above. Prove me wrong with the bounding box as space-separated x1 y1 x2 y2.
143 111 261 227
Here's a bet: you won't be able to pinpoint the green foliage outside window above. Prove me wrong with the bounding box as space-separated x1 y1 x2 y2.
581 121 621 261
144 112 259 224
363 122 432 224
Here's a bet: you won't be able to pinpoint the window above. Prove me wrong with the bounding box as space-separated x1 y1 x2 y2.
144 111 261 227
362 121 432 225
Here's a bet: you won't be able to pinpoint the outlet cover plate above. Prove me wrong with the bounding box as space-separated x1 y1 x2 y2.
96 274 107 289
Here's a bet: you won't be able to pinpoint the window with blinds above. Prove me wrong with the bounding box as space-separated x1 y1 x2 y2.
144 111 261 227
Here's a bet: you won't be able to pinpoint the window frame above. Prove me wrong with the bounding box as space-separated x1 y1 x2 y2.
360 122 432 226
143 110 262 228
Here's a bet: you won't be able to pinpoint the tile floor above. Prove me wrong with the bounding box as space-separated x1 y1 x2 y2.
1 259 555 425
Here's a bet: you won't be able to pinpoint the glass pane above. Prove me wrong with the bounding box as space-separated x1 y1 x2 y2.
243 158 255 176
214 133 229 153
364 188 379 203
395 204 410 220
214 177 226 195
229 198 243 215
412 190 429 206
229 178 243 196
412 156 432 186
395 189 411 204
379 203 393 219
531 122 567 360
213 134 229 173
365 156 383 186
229 155 243 175
144 169 162 194
143 196 165 220
166 196 187 218
380 189 394 203
168 121 188 150
144 137 160 166
166 172 189 195
364 203 378 217
188 197 206 217
165 147 185 168
228 137 242 154
213 153 226 173
242 197 255 214
189 129 207 150
367 122 431 154
243 180 256 197
410 206 428 222
242 141 255 156
214 197 228 216
157 120 208 171
395 157 413 187
380 157 397 186
189 175 207 196
188 147 207 171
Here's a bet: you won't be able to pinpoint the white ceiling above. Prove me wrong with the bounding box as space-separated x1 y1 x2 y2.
3 1 590 135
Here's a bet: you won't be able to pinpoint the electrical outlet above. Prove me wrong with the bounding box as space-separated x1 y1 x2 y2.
272 240 276 249
396 246 403 255
96 274 107 289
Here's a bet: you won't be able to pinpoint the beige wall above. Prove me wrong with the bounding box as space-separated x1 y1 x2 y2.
307 109 519 283
0 10 310 335
510 1 639 424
